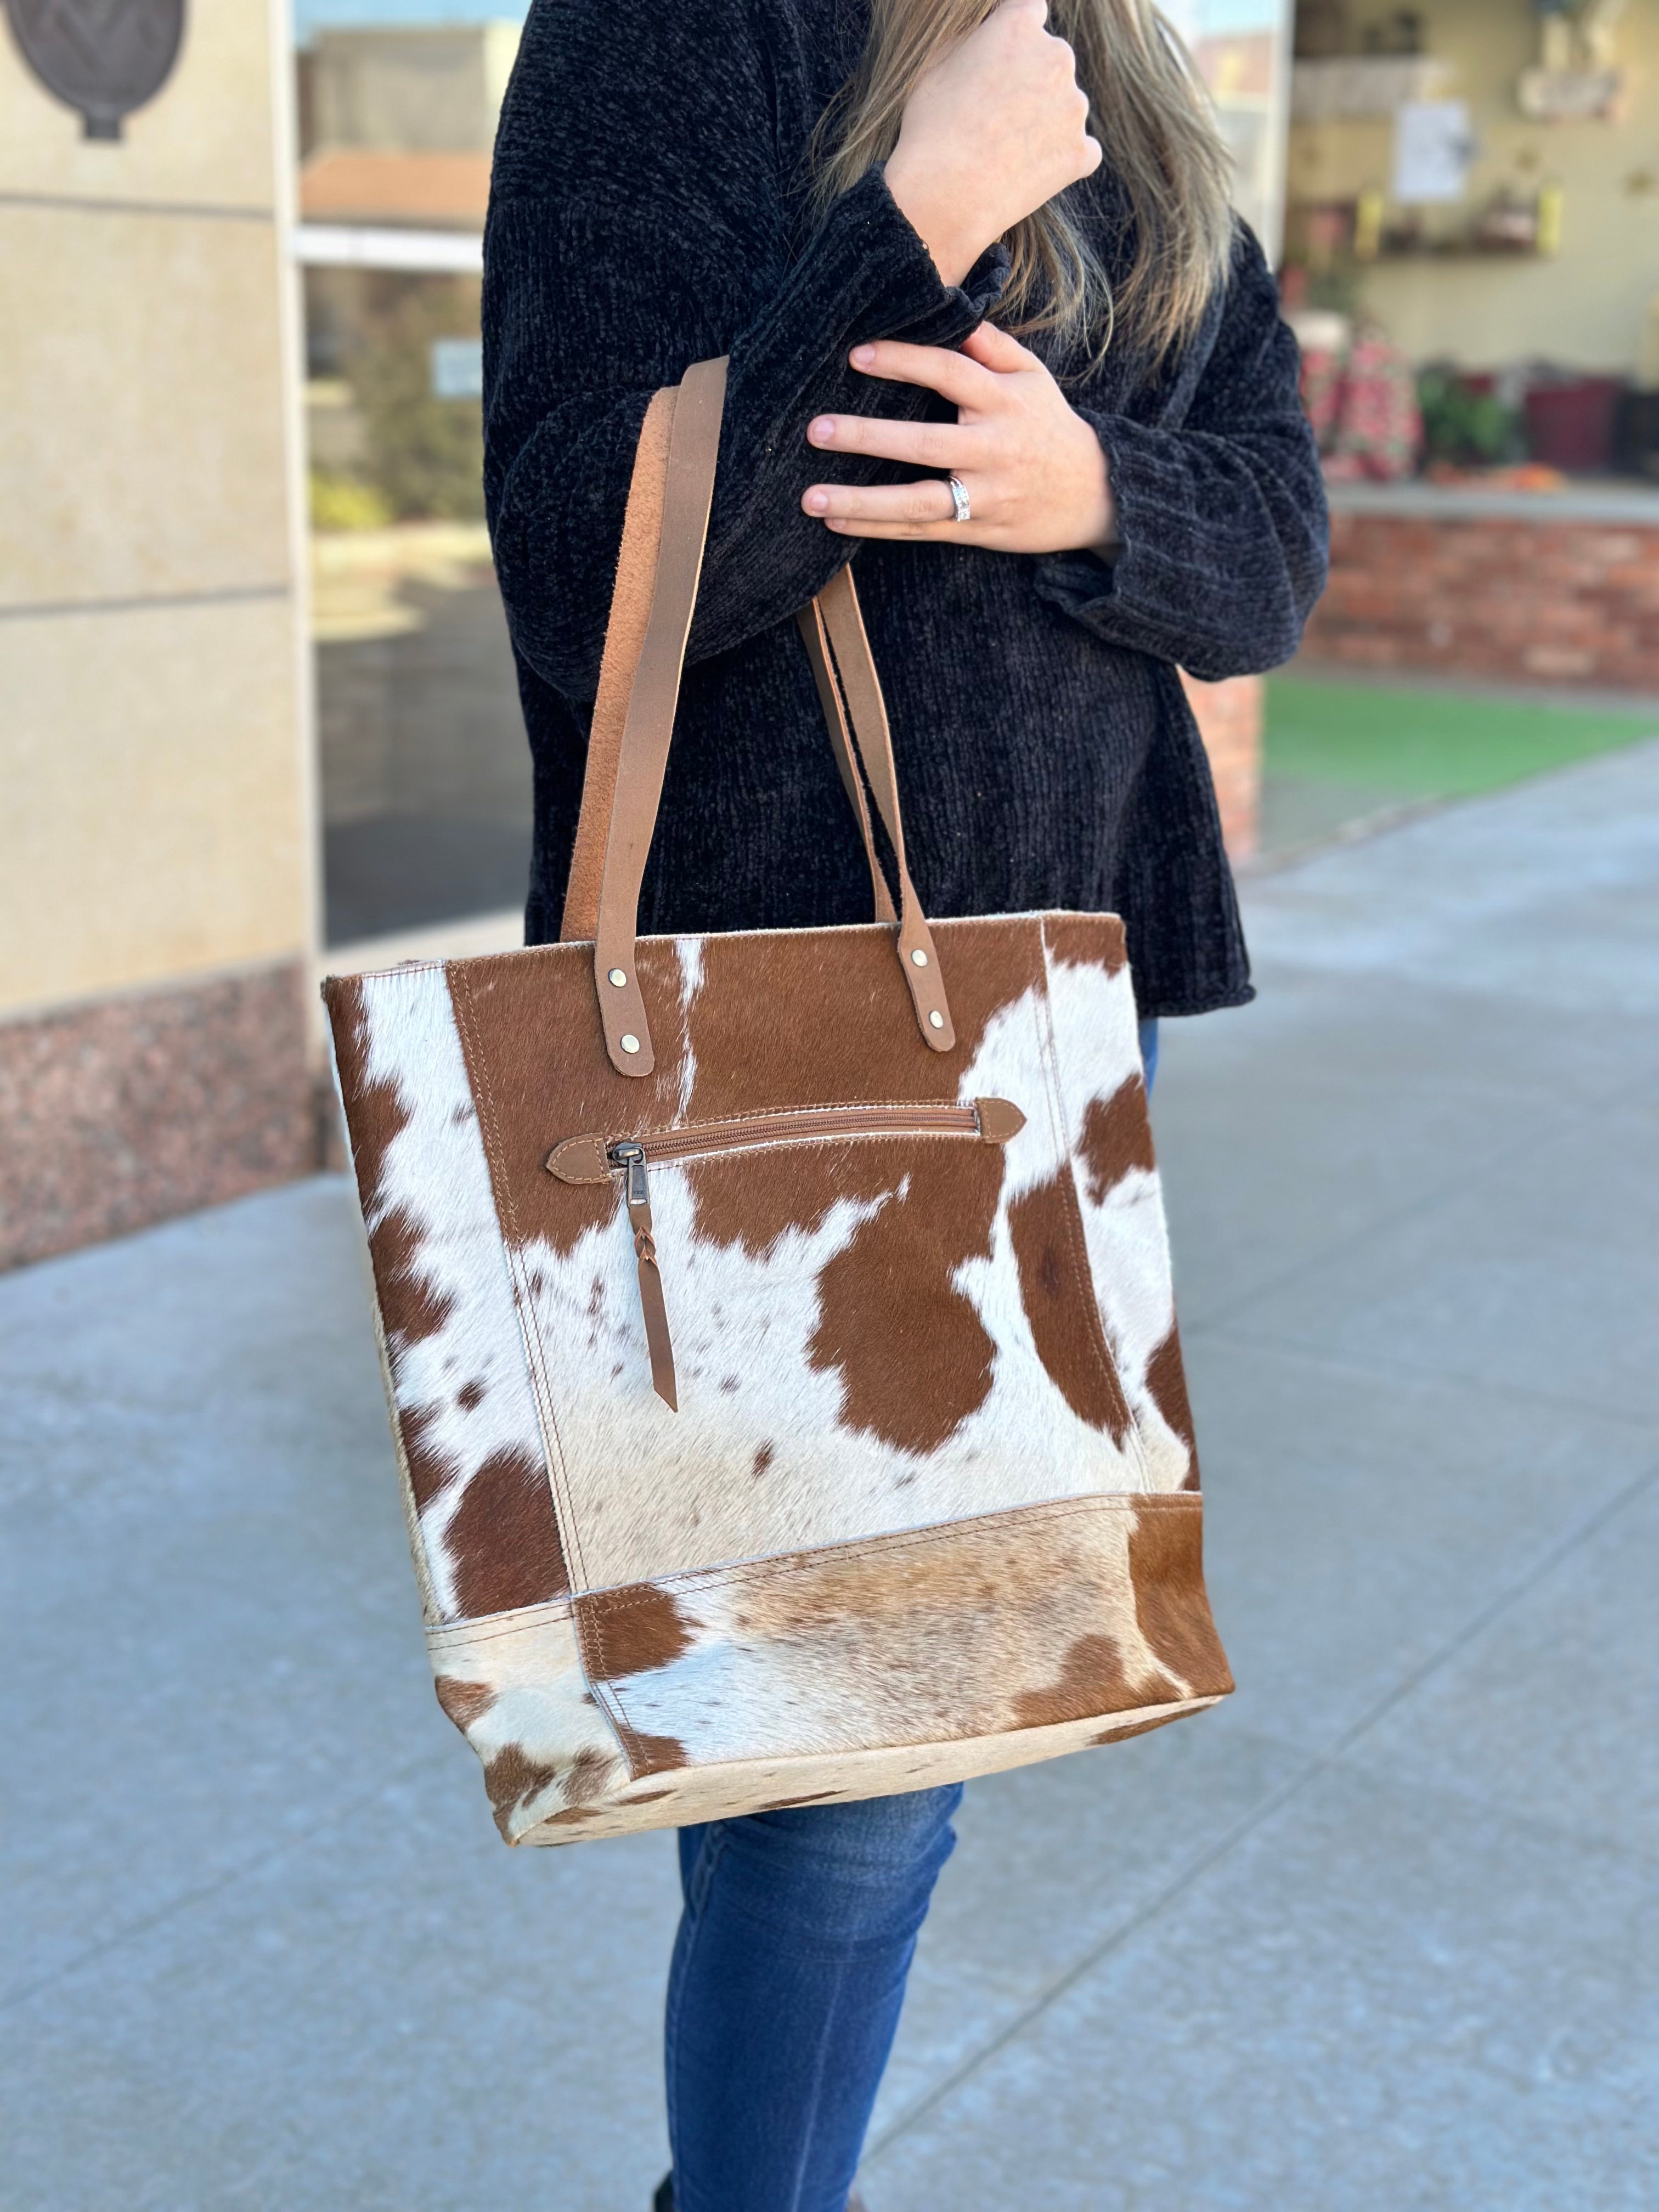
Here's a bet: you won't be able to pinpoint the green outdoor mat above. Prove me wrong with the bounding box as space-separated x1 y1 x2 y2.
1265 677 1657 799
1257 676 1659 860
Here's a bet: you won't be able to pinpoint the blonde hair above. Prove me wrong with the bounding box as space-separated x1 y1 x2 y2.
812 0 1235 365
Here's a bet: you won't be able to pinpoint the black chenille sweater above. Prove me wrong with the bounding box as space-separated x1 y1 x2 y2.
482 0 1328 1017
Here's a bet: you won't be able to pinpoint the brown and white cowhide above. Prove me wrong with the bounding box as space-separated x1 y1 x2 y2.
326 910 1227 1846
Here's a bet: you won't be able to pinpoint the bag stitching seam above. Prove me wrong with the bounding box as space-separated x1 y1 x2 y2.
582 1492 1195 1618
426 1603 575 1652
1033 923 1149 1472
596 1097 997 1135
445 973 650 1769
446 964 590 1594
426 1493 1202 1646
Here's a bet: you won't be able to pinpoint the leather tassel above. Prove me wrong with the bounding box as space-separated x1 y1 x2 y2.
631 1218 678 1412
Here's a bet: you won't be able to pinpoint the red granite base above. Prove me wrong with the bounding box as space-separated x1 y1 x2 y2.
0 962 320 1273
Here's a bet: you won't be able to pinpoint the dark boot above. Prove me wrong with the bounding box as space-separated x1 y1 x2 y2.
653 2180 866 2210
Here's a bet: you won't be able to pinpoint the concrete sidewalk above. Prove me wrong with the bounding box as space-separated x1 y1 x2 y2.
5 745 1658 2211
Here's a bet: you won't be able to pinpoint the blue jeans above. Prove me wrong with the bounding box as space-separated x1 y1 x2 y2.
665 1791 962 2211
662 1018 1161 2210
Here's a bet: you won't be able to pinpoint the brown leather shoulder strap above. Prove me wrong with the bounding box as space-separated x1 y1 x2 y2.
812 567 951 1046
568 355 953 1076
562 386 677 944
795 599 896 927
800 579 955 1044
591 357 728 1074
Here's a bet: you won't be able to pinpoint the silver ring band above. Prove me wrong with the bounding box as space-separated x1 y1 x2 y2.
947 473 971 524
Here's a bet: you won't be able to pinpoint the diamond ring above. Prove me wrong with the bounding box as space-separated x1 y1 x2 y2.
947 474 971 524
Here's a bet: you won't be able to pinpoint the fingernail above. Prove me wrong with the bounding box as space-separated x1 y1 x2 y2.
826 519 847 532
851 345 876 368
805 490 830 514
808 417 834 443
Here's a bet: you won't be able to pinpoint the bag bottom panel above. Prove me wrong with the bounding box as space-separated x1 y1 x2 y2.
577 1492 1230 1779
427 1491 1232 1845
512 1691 1223 1847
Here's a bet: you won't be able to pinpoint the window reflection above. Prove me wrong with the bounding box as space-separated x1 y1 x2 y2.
295 7 529 947
1165 0 1294 258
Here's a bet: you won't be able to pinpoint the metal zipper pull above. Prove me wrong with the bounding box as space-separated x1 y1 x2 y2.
608 1141 678 1413
612 1139 650 1212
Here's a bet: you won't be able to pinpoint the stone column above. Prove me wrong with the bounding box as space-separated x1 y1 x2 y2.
0 1 319 1270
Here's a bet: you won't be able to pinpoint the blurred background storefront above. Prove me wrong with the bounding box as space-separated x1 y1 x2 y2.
290 0 1295 957
1267 0 1659 852
4 0 1655 1272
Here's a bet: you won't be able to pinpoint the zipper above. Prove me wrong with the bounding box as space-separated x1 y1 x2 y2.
607 1139 678 1412
545 1097 1026 1412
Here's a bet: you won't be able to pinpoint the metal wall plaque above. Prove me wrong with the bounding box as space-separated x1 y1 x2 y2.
4 0 186 140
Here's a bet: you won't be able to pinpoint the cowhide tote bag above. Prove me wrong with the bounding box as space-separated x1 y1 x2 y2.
324 356 1232 1847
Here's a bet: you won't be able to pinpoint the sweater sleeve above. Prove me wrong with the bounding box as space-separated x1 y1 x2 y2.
483 0 1006 702
1033 226 1328 680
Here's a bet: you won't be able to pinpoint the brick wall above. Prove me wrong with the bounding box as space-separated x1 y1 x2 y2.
1303 512 1659 690
1182 671 1262 860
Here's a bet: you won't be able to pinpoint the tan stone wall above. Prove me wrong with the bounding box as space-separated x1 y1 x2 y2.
0 0 311 1022
0 1 317 1266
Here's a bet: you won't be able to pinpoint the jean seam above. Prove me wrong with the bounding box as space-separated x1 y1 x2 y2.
664 1822 729 2212
788 1945 860 2212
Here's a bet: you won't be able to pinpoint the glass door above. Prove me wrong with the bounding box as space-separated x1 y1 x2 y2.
292 2 531 953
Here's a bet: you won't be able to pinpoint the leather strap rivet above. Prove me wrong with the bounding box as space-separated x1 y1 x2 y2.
607 967 628 987
911 949 928 967
928 1009 944 1030
620 1032 641 1054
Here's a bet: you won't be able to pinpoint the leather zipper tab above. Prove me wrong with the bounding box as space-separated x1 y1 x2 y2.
973 1096 1025 1145
609 1140 678 1412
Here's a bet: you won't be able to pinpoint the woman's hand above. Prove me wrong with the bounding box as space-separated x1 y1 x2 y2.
884 0 1101 287
802 320 1115 555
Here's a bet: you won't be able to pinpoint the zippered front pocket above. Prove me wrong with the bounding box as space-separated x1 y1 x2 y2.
545 1098 1026 1409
